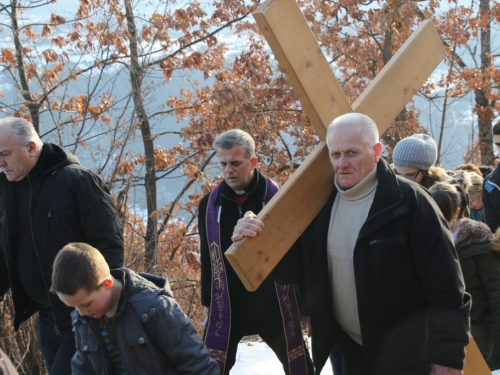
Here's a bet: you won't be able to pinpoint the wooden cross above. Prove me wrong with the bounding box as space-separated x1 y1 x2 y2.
225 0 490 372
225 0 444 291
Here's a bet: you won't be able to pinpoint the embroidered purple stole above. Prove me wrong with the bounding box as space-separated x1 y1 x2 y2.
205 176 308 375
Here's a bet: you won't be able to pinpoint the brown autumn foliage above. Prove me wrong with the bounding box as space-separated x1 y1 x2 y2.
0 0 500 373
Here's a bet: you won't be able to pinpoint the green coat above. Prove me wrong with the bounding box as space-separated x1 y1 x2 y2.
455 218 500 359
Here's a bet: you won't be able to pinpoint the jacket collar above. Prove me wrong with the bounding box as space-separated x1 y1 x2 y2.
121 268 173 323
33 143 79 178
358 159 409 239
321 159 409 241
454 218 493 259
214 169 264 206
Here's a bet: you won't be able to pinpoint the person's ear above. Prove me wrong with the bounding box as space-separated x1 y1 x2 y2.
250 156 258 170
102 278 113 290
373 143 383 163
27 141 36 155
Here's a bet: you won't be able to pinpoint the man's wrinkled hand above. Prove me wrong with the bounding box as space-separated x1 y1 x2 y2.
231 211 264 242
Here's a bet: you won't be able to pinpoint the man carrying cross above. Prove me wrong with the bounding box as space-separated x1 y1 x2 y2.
233 113 471 375
198 129 313 375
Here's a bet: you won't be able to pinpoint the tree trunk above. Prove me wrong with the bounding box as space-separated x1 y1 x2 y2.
10 0 40 133
477 0 495 165
124 0 158 270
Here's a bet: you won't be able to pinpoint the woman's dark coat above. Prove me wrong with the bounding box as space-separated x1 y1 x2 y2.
455 218 500 359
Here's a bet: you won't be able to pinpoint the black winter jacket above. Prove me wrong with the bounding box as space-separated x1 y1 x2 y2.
0 143 123 331
455 218 500 358
71 268 219 375
273 159 470 375
483 164 500 232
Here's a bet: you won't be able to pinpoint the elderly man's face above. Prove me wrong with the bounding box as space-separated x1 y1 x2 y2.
0 126 34 182
327 124 381 189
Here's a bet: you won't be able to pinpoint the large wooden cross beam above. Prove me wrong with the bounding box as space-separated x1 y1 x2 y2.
225 0 444 290
224 0 490 372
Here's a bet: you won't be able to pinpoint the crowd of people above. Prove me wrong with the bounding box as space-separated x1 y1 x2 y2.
392 131 500 372
1 113 500 375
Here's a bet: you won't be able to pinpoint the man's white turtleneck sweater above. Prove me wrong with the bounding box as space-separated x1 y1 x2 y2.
327 166 378 345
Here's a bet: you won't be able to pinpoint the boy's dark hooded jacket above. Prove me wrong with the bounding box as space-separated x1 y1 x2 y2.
71 268 219 375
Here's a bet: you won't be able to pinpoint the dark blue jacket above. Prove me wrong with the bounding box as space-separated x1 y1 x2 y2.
483 165 500 232
71 268 219 375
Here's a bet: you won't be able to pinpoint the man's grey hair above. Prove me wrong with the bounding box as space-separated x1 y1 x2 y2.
0 117 43 149
213 129 255 159
327 112 380 147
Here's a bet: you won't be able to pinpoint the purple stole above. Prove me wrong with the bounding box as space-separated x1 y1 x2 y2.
205 176 308 375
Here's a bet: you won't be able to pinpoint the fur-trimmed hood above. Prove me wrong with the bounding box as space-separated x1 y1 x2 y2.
455 218 492 252
455 218 500 258
492 227 500 253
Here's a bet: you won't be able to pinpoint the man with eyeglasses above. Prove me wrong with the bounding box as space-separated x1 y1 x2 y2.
483 121 500 234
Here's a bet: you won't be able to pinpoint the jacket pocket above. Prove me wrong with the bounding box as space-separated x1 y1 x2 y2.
77 335 99 353
376 316 429 372
125 330 150 346
365 236 412 286
39 204 74 219
367 237 407 246
123 330 161 374
471 301 489 323
73 333 104 374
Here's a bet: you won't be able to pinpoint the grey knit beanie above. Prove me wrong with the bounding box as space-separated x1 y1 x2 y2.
393 134 437 171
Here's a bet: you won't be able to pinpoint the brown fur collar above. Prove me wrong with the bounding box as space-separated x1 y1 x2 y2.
492 227 500 252
455 218 492 252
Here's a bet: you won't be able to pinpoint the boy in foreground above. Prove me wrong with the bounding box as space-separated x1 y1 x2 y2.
51 243 219 375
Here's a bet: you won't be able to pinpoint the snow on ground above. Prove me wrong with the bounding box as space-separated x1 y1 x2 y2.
231 339 500 374
231 339 333 375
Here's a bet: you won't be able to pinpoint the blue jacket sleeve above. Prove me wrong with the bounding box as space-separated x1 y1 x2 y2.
148 294 219 374
483 176 500 232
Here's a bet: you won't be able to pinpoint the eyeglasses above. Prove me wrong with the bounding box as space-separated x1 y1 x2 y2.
395 169 422 181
